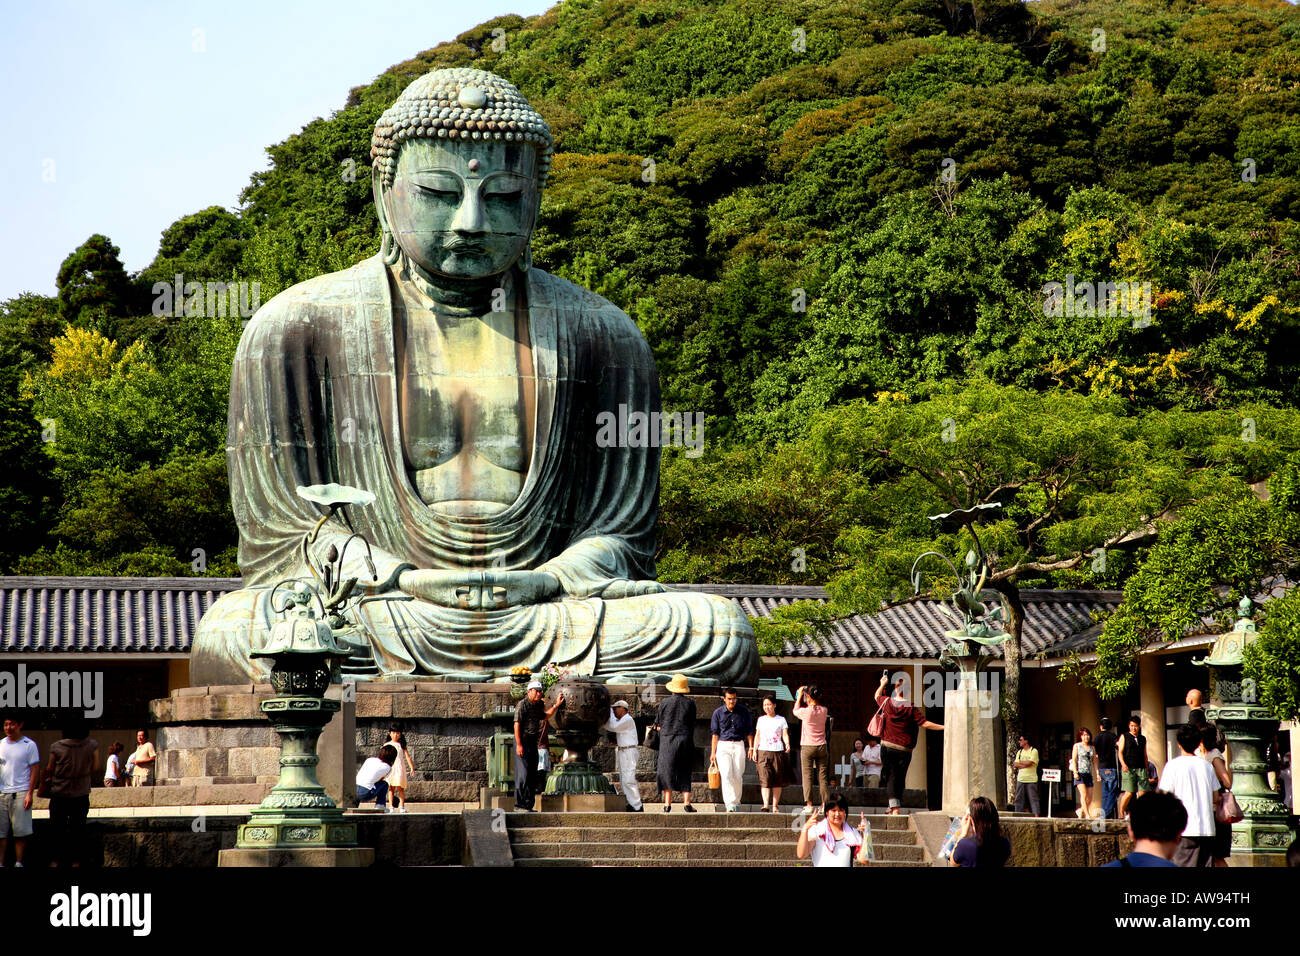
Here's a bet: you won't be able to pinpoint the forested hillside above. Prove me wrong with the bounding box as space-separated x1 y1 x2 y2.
4 0 1300 703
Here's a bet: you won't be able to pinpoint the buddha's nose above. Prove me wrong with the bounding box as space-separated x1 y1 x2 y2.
450 191 487 236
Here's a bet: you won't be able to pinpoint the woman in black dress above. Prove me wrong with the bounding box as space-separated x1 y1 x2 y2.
655 674 697 812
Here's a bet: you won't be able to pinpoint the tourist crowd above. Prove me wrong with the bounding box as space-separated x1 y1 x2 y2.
1 710 162 868
6 675 1293 871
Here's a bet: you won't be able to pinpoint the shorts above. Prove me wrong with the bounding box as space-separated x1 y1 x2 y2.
1076 772 1093 787
1173 835 1215 868
0 791 34 839
755 749 790 788
1121 768 1148 793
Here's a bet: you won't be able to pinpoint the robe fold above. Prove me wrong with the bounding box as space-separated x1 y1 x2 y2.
191 254 757 686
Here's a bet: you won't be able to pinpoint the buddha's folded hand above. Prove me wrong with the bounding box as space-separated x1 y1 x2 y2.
398 568 561 609
598 579 668 599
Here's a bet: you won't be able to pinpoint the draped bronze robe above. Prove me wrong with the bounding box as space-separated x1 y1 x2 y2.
191 254 757 686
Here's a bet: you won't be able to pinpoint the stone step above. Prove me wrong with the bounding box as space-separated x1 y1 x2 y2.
506 825 919 845
504 811 914 830
514 857 920 868
508 841 927 862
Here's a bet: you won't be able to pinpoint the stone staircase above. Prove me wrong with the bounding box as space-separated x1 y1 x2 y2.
506 810 930 867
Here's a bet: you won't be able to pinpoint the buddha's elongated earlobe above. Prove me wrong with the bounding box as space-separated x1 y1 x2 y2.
520 203 540 272
374 169 400 265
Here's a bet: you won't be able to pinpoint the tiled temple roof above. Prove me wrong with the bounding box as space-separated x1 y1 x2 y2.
0 577 1131 661
671 584 1123 659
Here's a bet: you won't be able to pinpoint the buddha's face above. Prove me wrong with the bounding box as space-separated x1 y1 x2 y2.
383 138 539 281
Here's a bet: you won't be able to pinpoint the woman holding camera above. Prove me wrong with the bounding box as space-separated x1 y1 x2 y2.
949 796 1011 867
792 685 831 812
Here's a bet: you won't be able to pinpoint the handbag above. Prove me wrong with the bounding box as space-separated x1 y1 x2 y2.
644 724 660 751
1216 789 1244 825
707 759 721 789
866 698 889 738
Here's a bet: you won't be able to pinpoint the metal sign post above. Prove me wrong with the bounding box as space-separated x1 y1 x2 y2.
835 756 853 788
1042 768 1061 818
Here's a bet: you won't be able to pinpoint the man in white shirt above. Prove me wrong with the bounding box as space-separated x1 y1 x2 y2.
1158 722 1221 868
1 714 42 867
858 737 883 788
356 744 397 811
604 701 642 812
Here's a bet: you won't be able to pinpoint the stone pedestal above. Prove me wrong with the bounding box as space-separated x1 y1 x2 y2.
318 693 356 808
219 847 374 867
941 664 999 816
234 696 359 851
538 793 626 812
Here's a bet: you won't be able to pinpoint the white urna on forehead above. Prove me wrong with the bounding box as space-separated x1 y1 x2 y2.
371 67 554 190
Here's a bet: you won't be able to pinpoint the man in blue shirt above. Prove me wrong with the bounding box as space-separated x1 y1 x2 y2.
1102 789 1185 867
710 688 754 812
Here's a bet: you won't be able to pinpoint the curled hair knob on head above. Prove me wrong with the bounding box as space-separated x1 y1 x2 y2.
370 67 554 191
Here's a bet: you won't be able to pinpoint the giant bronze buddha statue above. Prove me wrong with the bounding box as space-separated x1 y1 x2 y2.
191 68 758 687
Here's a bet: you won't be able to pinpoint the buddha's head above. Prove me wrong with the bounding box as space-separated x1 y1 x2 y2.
371 68 553 282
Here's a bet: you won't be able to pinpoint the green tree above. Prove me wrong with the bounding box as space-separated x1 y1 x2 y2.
21 323 234 491
751 383 1297 794
140 206 251 287
55 234 135 338
1086 450 1300 715
0 293 63 368
0 337 59 570
15 453 237 577
1244 589 1300 722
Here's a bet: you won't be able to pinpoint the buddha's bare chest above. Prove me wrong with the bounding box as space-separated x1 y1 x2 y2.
395 304 533 510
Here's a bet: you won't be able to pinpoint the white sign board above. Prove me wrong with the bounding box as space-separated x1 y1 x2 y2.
1042 768 1062 782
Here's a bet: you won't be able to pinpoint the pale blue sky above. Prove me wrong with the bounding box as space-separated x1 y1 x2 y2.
0 0 554 300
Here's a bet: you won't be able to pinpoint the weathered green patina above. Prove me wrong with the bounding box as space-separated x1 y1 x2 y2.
235 585 356 850
191 68 756 687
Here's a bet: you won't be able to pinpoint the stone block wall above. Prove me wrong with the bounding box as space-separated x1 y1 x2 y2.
1002 818 1133 867
10 814 464 867
152 686 280 790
